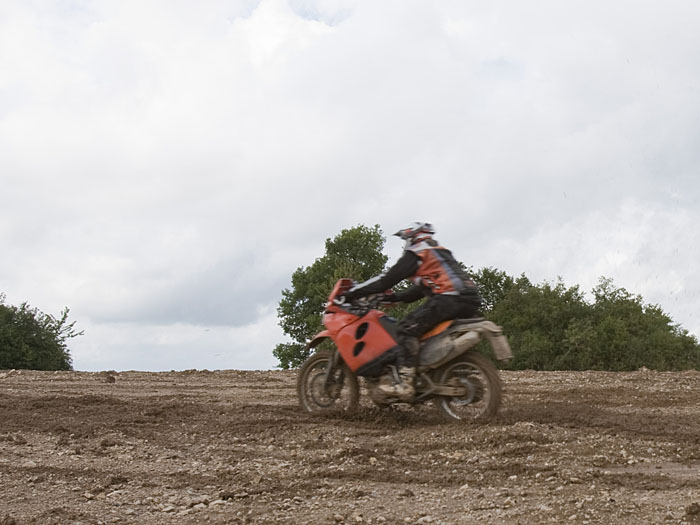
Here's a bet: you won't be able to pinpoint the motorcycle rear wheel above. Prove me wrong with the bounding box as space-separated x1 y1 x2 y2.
297 349 359 414
436 352 502 421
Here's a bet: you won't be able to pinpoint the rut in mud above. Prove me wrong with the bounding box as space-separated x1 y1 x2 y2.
1 368 699 524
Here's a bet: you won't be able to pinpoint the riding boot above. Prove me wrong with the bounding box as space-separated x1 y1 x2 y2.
397 336 419 401
376 338 418 401
396 366 415 400
376 367 415 401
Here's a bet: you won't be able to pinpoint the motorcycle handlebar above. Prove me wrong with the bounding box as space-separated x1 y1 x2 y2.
332 294 387 311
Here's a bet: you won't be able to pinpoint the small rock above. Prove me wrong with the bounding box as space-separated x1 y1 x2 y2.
186 495 209 507
100 438 120 448
83 492 95 500
333 514 344 523
107 475 128 486
0 514 18 525
398 489 415 498
687 503 700 516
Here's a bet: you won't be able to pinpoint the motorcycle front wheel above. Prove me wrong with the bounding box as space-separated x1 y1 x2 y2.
436 352 502 421
297 349 359 414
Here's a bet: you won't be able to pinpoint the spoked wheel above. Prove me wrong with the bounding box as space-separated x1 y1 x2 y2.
297 349 359 414
436 352 502 421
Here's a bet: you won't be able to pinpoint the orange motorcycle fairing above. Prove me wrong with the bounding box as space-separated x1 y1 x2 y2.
305 330 331 350
328 278 354 302
334 310 402 377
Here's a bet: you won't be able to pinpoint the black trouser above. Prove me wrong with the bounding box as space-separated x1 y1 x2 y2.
396 293 481 367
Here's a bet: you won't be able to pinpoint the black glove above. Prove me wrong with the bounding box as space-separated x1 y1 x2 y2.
342 290 359 303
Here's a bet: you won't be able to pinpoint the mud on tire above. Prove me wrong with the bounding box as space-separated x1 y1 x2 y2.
435 352 502 421
297 349 359 414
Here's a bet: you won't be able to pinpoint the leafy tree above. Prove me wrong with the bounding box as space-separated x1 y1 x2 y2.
486 274 700 371
485 276 589 369
0 293 82 370
274 226 700 371
471 267 516 313
582 278 700 370
273 225 388 369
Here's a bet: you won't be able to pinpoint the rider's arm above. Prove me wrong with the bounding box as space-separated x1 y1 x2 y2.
394 284 426 303
344 251 420 300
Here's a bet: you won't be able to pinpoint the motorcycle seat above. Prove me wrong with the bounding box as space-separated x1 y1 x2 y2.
420 317 485 340
451 317 486 326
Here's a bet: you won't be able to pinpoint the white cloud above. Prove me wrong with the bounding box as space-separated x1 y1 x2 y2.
71 307 282 372
1 0 699 370
473 200 700 334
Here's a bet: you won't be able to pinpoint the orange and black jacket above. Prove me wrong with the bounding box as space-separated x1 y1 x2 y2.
345 238 481 304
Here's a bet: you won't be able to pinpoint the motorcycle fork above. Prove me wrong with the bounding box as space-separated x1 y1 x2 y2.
323 349 345 395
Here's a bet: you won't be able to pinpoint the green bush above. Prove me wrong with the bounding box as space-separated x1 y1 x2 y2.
477 272 700 371
273 226 700 371
0 293 82 370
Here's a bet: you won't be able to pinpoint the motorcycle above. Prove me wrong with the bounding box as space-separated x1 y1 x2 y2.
297 278 513 421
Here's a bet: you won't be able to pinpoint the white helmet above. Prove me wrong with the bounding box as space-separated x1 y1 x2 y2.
393 222 435 241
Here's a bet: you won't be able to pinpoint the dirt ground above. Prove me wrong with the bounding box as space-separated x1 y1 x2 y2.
0 366 699 525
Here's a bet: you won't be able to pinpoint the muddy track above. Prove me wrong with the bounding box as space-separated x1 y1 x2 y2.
0 369 699 524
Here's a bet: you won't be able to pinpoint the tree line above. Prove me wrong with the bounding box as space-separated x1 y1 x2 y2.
0 293 81 370
274 225 700 371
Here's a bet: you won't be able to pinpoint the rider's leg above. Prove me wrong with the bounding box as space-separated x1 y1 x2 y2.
397 293 481 376
374 333 419 401
376 294 481 401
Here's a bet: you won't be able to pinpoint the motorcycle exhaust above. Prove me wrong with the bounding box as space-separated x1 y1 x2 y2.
419 330 480 370
418 321 513 370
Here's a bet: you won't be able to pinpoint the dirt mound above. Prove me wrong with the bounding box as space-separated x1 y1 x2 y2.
1 368 698 523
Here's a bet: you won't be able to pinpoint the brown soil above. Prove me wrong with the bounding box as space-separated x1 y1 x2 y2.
1 368 699 524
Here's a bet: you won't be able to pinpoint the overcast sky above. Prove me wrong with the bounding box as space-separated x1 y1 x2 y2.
1 0 699 371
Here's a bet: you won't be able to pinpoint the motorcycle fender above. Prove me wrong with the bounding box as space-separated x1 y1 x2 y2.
466 320 513 361
488 333 513 362
305 331 331 350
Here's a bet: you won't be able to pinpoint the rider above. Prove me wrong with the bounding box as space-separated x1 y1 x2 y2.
342 222 482 400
